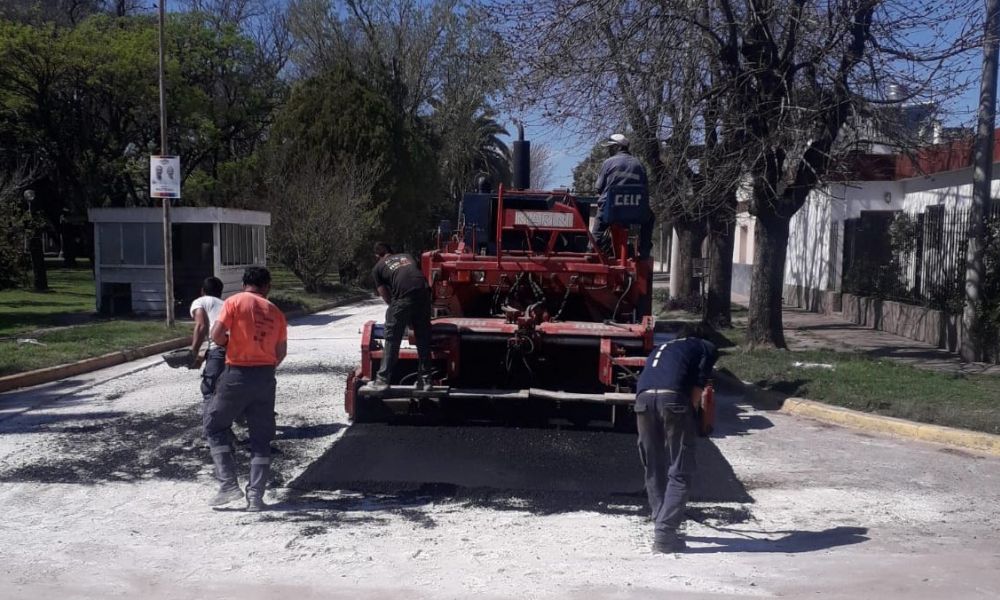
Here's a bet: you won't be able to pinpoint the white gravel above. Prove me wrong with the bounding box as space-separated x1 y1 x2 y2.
1 299 999 599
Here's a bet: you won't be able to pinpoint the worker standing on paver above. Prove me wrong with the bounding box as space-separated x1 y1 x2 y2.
592 133 654 258
189 276 225 412
367 241 433 392
635 322 718 553
204 267 287 511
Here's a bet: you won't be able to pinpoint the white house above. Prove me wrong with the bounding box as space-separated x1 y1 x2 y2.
733 132 1000 312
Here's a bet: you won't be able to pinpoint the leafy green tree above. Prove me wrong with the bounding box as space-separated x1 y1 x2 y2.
289 0 507 221
0 13 285 273
267 66 441 280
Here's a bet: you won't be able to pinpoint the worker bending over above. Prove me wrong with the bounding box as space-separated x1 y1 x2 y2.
635 322 718 553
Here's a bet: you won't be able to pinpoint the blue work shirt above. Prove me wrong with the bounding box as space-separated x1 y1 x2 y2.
596 151 648 209
635 337 718 411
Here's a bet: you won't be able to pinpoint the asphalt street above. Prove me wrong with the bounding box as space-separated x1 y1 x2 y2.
1 299 998 599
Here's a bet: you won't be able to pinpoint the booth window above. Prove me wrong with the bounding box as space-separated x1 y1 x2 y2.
222 224 265 266
99 222 164 266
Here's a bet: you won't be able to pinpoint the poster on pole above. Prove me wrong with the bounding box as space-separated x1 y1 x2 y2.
149 155 181 199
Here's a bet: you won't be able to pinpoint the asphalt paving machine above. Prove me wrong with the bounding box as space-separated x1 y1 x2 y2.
345 132 654 427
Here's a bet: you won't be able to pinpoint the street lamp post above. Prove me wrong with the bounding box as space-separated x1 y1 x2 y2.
158 0 175 326
23 189 48 291
22 189 34 253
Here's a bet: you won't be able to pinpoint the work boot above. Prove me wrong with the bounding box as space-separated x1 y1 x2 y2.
208 445 243 506
652 533 687 554
416 361 433 391
366 378 390 393
245 456 271 512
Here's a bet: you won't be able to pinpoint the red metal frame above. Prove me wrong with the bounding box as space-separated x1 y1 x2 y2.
346 185 653 420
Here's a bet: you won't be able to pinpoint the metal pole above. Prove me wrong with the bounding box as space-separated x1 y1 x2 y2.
158 0 175 326
962 0 1000 362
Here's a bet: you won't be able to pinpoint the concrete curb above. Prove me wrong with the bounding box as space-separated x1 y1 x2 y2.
713 369 1000 457
0 292 370 395
0 336 189 394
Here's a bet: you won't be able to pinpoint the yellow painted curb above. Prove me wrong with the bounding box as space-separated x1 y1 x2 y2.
781 397 1000 457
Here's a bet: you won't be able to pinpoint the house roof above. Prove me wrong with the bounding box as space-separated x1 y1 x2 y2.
893 130 1000 179
830 128 1000 182
88 207 270 226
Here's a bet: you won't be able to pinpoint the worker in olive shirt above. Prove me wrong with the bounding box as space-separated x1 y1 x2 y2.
635 322 718 553
368 241 433 391
204 266 287 512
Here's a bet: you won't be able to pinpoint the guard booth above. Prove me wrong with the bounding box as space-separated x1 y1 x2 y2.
88 207 271 316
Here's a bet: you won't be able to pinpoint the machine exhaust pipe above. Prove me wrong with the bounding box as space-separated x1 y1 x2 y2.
512 122 531 190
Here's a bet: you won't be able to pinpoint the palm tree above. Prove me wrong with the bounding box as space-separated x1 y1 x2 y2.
432 95 510 207
469 109 511 188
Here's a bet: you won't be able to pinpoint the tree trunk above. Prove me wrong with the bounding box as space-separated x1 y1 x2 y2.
962 0 1000 362
29 232 48 292
670 219 705 304
705 200 736 328
747 212 790 348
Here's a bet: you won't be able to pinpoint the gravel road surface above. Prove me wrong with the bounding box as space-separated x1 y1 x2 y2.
1 299 999 599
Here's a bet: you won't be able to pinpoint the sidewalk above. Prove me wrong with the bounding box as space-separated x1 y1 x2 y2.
731 293 1000 376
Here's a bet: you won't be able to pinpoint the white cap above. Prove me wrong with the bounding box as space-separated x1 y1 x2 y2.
603 133 629 148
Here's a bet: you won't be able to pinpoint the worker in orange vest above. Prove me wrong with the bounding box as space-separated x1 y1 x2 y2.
204 267 288 512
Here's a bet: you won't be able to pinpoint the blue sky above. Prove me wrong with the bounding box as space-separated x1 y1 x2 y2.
495 9 990 190
507 81 987 192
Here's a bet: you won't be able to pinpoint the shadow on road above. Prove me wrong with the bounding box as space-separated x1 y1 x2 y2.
288 389 758 517
686 526 870 553
0 410 128 434
0 382 101 424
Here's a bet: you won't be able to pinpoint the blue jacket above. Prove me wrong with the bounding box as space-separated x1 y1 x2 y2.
635 337 718 411
596 151 648 208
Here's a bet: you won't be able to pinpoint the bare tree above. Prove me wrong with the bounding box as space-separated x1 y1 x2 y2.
497 0 743 316
504 1 978 339
963 0 1000 362
267 158 384 291
529 142 557 190
287 0 504 117
680 0 979 347
181 0 292 67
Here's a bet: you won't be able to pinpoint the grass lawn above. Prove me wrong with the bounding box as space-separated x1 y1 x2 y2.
0 262 365 377
0 320 191 377
720 344 1000 435
0 263 97 337
267 266 369 313
656 305 1000 436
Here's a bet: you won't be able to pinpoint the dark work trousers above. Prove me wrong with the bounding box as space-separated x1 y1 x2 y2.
200 346 227 407
591 209 655 259
204 365 276 461
636 398 698 543
376 288 433 384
